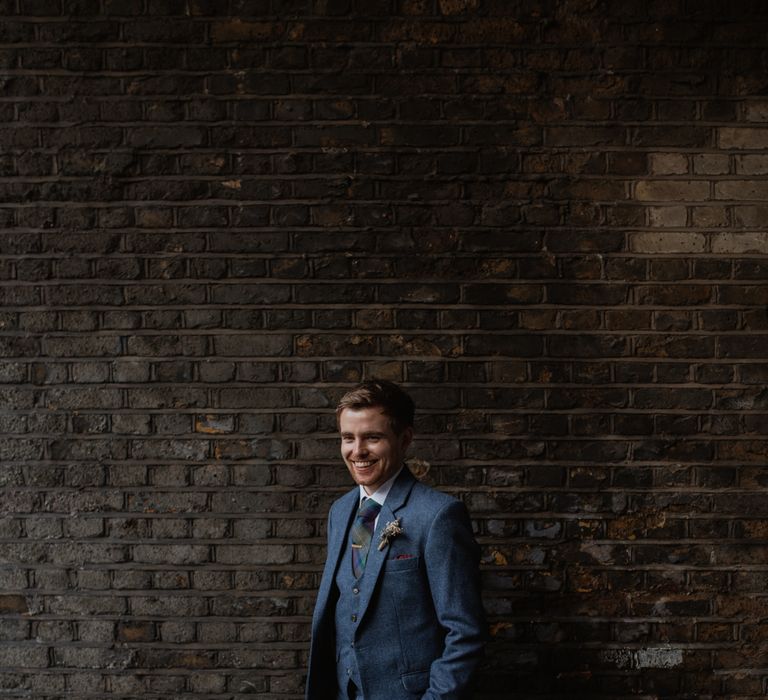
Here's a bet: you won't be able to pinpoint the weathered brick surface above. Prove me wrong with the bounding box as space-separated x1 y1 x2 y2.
1 2 768 698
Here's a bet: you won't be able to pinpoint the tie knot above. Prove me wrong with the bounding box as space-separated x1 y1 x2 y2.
358 497 382 522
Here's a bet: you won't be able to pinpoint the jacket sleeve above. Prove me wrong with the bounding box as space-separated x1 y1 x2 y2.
305 503 340 700
422 500 487 699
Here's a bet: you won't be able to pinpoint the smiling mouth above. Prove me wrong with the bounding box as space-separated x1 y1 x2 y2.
352 460 376 468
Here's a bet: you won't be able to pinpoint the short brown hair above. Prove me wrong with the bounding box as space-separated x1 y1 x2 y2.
336 380 415 435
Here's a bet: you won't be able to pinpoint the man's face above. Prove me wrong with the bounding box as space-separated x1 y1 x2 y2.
339 406 413 495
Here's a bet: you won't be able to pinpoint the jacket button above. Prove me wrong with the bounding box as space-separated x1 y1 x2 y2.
352 587 359 594
351 614 357 622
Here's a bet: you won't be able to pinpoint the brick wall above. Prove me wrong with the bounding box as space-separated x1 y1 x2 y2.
1 1 767 697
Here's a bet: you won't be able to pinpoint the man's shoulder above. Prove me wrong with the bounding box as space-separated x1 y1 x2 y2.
399 480 470 543
328 487 358 514
407 477 463 512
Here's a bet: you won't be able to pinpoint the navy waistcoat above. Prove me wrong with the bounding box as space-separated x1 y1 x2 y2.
334 519 367 695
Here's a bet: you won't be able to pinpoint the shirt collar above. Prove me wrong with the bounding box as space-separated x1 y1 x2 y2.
358 465 404 507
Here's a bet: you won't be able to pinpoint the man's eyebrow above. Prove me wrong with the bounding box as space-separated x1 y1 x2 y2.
340 431 385 437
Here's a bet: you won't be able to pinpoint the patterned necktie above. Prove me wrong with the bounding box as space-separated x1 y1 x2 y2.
350 497 382 579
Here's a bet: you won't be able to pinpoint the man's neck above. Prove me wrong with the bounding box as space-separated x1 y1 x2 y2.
359 465 404 503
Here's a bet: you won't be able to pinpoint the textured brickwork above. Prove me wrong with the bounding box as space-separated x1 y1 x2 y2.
1 1 768 698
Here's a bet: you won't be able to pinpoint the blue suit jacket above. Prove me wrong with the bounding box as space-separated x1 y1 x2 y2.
306 467 486 700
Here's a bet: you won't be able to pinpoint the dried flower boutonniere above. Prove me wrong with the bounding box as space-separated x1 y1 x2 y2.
378 519 403 551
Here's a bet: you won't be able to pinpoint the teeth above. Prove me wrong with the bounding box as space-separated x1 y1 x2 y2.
353 461 375 467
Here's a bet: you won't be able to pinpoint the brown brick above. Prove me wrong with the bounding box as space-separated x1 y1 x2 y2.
715 179 768 200
719 126 768 149
693 154 729 175
631 232 707 253
649 153 688 175
711 232 768 253
648 206 687 227
635 180 709 201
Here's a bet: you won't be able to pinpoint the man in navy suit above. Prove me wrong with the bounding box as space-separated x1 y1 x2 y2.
306 381 486 700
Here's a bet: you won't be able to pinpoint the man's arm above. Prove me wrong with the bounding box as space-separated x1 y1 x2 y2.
305 503 339 700
422 499 487 699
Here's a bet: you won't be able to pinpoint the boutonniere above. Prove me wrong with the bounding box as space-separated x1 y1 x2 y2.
378 519 403 550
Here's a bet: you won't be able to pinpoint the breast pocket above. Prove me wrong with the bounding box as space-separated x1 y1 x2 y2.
385 555 420 572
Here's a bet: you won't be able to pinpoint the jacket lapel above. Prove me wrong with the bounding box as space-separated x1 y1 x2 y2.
356 466 417 624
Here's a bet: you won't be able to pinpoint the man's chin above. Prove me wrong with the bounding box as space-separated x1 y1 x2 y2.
353 470 374 484
348 463 377 481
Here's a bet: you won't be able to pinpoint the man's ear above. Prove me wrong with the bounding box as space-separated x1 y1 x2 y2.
401 426 413 451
